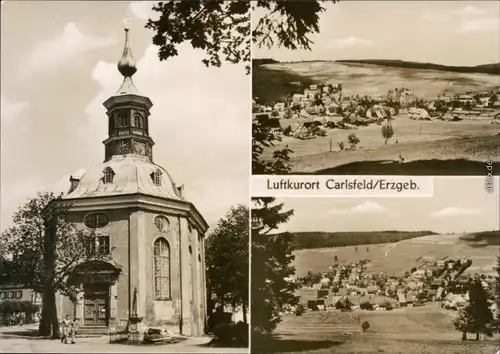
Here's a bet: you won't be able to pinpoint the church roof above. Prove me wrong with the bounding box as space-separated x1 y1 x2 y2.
63 154 183 201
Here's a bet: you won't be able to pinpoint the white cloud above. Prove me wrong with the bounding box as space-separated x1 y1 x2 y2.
128 1 155 21
79 43 249 226
453 5 487 17
430 207 482 218
330 36 375 48
423 5 488 21
24 23 115 72
1 95 30 125
460 17 499 32
328 201 388 215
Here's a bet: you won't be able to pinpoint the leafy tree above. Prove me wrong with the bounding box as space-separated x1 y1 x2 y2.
490 94 499 106
381 121 395 145
252 118 294 174
146 1 340 175
205 204 249 329
453 308 474 341
146 0 337 73
0 192 101 338
347 133 360 150
251 197 297 339
493 256 500 331
361 320 370 332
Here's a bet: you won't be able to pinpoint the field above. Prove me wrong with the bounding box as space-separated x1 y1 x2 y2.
260 61 500 100
256 305 499 353
257 61 500 175
293 233 498 277
266 115 500 175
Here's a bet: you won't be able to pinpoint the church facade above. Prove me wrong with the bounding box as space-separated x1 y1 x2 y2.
56 28 208 336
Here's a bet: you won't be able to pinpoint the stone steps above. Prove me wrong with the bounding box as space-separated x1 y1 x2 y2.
76 326 109 337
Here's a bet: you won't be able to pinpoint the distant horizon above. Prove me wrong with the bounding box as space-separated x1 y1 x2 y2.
282 229 498 235
253 57 500 67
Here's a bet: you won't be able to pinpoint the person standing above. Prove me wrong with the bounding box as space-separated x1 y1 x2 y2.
60 315 76 344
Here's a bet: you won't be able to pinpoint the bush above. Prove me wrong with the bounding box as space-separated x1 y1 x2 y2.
295 304 305 316
361 321 370 333
283 126 292 136
359 302 374 311
211 322 248 348
379 300 393 310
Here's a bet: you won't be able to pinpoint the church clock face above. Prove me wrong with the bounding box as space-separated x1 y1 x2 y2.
133 141 146 155
116 140 129 154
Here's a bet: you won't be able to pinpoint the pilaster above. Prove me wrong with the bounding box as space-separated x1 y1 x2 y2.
179 217 192 335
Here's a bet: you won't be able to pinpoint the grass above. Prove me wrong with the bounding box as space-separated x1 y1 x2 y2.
293 233 498 277
263 117 500 175
256 306 499 353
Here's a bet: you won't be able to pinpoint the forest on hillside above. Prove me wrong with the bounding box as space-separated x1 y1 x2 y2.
285 230 438 250
336 59 500 75
252 58 315 105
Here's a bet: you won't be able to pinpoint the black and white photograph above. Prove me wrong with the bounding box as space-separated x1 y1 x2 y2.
252 1 500 175
251 178 500 353
0 1 249 352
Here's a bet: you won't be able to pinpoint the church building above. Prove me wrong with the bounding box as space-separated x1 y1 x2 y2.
56 28 209 337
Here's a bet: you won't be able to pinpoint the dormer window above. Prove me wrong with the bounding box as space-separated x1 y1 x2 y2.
151 169 162 186
103 167 115 184
134 114 144 129
69 179 80 193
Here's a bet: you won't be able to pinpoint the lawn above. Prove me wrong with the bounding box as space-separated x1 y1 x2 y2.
293 233 498 278
255 305 499 353
263 116 500 175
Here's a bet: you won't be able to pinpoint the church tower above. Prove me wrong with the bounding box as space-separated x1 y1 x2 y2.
102 28 154 162
58 28 209 338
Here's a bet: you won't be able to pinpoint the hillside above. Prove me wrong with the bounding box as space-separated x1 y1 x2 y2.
459 230 500 246
252 59 315 105
336 59 500 75
289 230 437 250
254 60 500 102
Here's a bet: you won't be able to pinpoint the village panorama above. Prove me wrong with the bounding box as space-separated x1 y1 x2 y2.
253 179 500 354
253 61 500 176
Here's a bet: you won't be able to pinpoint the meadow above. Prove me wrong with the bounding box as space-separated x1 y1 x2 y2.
261 305 499 354
261 61 500 100
264 115 500 175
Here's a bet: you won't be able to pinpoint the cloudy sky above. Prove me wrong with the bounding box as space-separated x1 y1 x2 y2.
253 1 500 66
1 1 249 231
274 178 499 234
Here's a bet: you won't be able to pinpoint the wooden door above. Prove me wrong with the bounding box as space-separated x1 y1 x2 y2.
83 283 109 327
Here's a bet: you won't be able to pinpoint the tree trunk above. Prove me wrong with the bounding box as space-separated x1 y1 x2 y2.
385 139 388 145
461 331 466 341
39 217 60 339
475 332 479 341
242 303 248 324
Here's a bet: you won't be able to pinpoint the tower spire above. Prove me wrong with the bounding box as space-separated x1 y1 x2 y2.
118 27 137 78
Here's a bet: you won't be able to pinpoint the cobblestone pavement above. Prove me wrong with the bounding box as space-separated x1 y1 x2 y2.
0 325 248 353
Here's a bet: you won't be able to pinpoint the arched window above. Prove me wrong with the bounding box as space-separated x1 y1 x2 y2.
153 238 171 300
103 168 115 184
134 114 144 129
151 169 162 186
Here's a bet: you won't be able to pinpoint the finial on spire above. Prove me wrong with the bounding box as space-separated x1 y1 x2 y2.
117 26 137 78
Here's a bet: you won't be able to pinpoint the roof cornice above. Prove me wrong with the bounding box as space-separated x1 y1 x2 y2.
60 193 209 234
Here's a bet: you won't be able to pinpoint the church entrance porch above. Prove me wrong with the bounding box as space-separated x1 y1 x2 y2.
83 283 109 327
67 260 122 334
